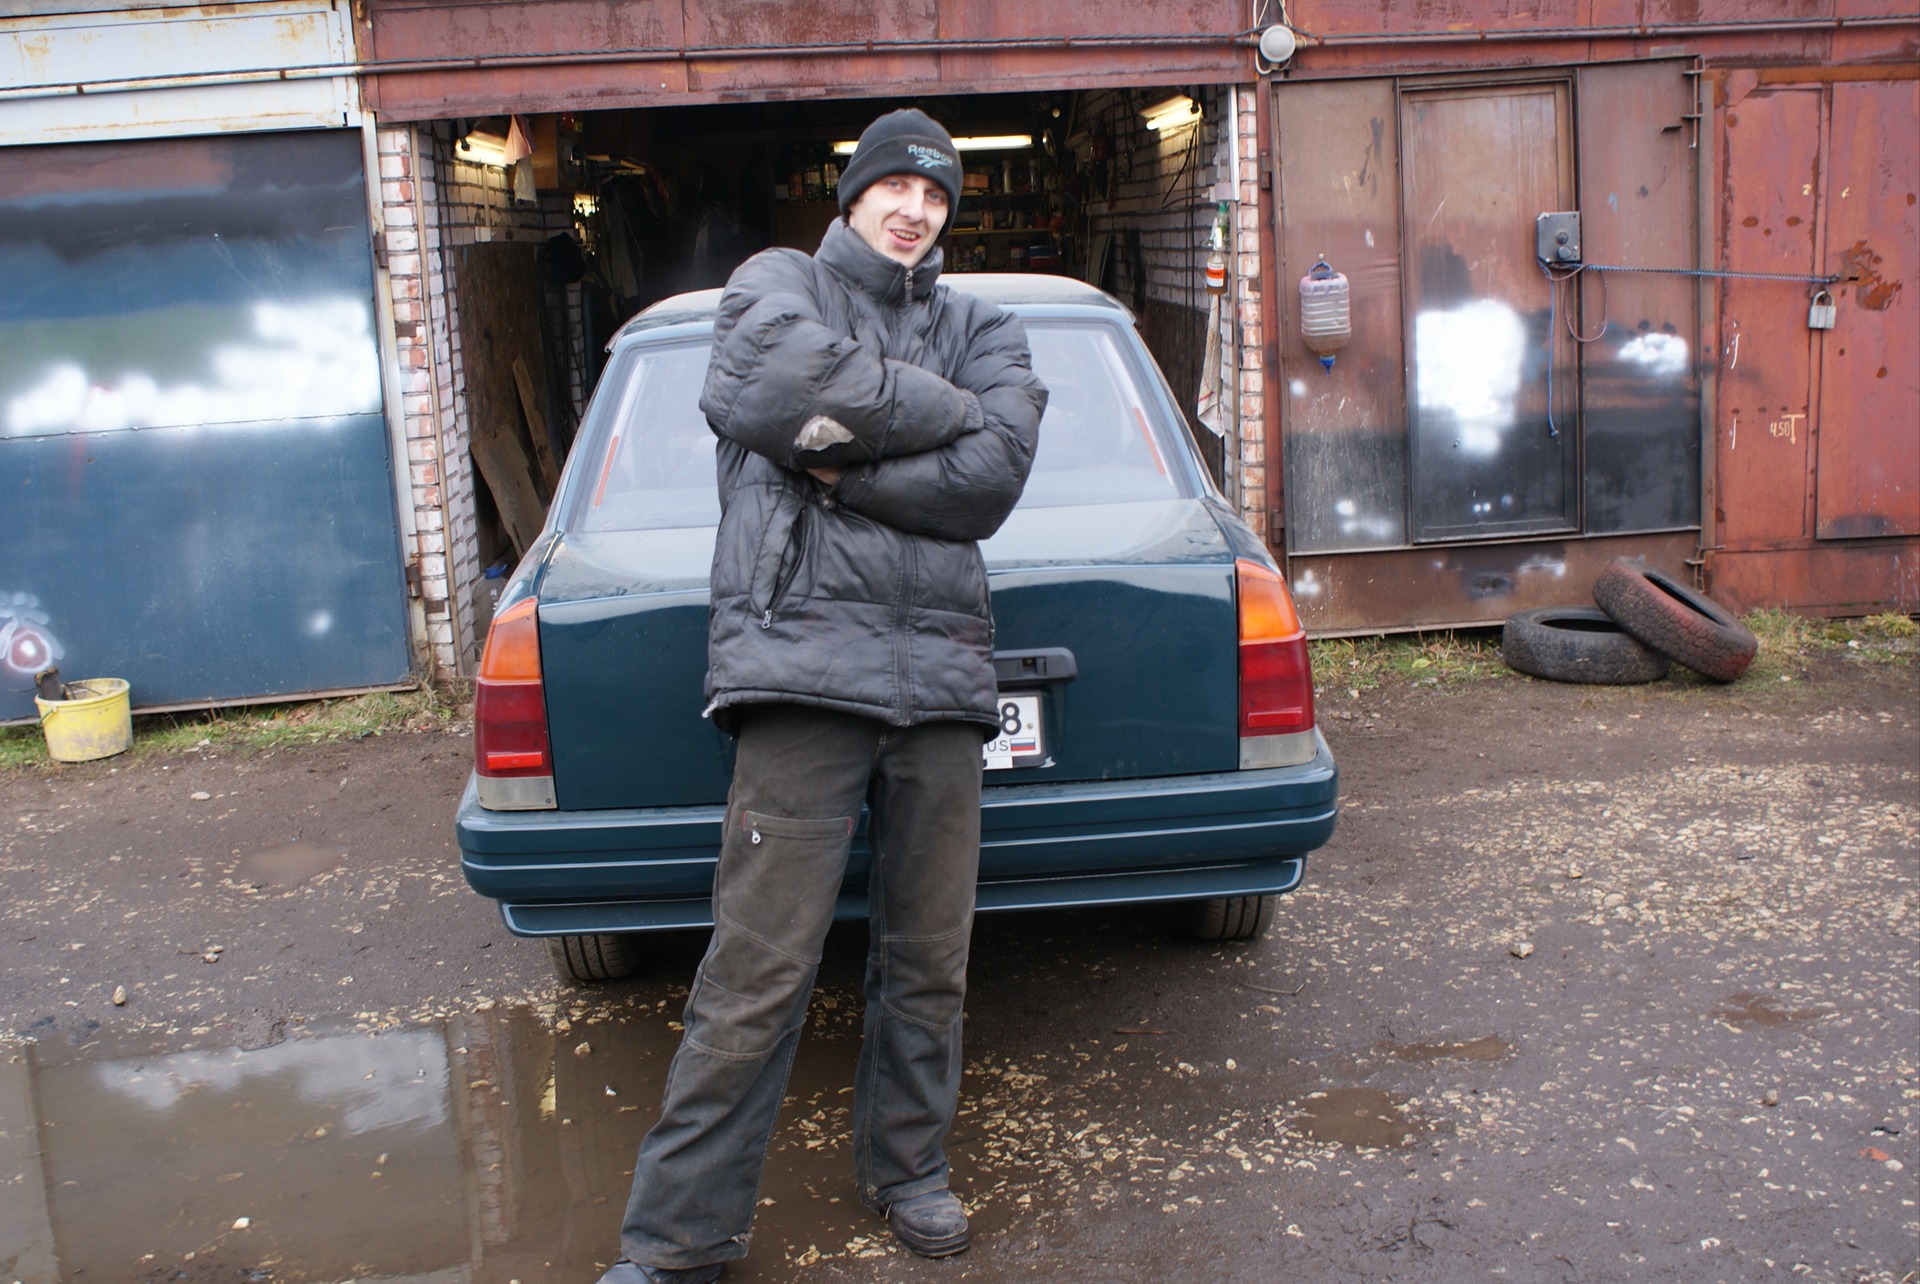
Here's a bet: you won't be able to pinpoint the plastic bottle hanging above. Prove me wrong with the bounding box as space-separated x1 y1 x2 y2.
1204 202 1229 294
1298 257 1351 372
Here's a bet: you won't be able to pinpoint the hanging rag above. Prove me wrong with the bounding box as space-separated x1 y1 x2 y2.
1196 293 1227 439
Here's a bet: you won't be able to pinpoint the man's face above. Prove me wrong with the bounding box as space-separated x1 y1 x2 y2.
846 173 949 268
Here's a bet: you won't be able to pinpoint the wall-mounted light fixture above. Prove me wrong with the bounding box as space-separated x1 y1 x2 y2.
456 128 511 167
831 133 1034 156
1140 95 1201 132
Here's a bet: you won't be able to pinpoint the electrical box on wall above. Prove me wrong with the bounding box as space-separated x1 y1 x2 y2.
1536 211 1581 264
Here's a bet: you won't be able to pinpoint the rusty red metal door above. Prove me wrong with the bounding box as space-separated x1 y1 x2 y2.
1400 81 1578 542
1815 78 1919 541
1716 85 1821 550
1709 71 1920 615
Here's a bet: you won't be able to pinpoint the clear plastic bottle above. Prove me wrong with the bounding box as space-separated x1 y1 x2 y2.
1298 258 1351 371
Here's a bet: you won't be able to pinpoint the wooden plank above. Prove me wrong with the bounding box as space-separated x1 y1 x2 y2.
470 422 546 557
512 355 561 492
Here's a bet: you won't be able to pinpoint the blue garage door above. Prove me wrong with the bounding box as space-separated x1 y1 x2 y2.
0 129 411 720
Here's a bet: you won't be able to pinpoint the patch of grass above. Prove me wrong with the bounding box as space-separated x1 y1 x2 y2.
0 686 467 772
1311 628 1509 696
1857 611 1919 642
1743 609 1918 683
1310 610 1914 702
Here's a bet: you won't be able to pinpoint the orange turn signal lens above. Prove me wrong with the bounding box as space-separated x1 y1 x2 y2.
1235 559 1302 642
479 597 542 683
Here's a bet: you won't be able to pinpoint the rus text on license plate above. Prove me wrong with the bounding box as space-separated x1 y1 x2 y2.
983 694 1043 770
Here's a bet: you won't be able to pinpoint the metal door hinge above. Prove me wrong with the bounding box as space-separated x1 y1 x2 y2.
404 555 423 598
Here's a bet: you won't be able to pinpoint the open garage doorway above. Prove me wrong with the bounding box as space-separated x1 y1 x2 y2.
405 87 1253 670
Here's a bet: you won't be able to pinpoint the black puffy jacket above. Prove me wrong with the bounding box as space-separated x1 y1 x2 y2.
698 220 1048 735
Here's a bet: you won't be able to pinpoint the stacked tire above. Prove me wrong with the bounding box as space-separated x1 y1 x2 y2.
1502 558 1757 685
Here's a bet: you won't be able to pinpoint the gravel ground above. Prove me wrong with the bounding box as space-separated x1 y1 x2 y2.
1 651 1914 1283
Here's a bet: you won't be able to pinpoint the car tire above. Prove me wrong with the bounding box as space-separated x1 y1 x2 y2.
1501 606 1671 684
547 933 641 983
1592 557 1759 682
1189 894 1275 941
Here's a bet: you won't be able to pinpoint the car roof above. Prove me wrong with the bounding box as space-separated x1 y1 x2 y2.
610 272 1133 348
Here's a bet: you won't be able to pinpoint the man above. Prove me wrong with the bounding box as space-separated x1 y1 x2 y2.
599 107 1048 1284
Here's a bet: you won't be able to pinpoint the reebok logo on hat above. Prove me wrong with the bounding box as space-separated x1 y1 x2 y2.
907 144 955 171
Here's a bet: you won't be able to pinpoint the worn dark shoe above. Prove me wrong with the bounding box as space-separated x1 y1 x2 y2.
886 1189 972 1257
595 1260 724 1284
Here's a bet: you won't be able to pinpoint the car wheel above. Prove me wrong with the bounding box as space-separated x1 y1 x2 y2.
1501 606 1671 684
1189 894 1275 941
546 933 641 983
1592 557 1759 682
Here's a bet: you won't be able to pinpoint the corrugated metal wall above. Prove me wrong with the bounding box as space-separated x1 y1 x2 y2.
356 0 1251 119
0 0 359 144
1265 3 1917 627
349 0 1916 633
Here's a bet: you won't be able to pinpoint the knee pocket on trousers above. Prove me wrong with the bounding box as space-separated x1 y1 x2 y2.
684 964 810 1059
877 922 971 1030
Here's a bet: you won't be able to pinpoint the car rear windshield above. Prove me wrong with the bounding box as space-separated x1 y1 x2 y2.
574 319 1193 533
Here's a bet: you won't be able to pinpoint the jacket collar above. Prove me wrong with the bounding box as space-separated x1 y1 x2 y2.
818 219 944 305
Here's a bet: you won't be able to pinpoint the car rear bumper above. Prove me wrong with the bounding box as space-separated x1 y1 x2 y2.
458 731 1337 937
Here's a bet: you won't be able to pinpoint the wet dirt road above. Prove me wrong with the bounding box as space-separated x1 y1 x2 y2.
2 657 1915 1283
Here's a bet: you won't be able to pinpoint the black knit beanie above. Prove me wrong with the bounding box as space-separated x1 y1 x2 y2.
836 108 962 219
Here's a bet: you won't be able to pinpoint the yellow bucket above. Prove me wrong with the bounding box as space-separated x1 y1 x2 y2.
35 678 133 763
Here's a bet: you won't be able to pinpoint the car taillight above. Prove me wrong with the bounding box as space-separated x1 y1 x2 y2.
1236 558 1317 768
474 597 556 809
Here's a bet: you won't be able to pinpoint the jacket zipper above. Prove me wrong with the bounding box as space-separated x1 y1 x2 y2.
760 503 808 628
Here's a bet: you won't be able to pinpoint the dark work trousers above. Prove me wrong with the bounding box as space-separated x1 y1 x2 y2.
617 704 985 1270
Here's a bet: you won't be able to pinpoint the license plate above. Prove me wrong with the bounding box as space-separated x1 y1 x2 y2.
983 693 1044 770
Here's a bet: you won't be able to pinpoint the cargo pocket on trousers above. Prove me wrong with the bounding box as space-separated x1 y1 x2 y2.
696 809 856 1054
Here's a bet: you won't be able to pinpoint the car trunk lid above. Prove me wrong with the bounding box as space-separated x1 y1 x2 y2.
532 494 1241 813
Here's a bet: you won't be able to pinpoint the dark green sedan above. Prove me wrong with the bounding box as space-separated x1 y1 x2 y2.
457 275 1337 981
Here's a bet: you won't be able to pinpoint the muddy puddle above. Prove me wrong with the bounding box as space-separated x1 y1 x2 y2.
1288 1087 1427 1149
1383 1035 1510 1064
1713 991 1832 1029
231 840 348 889
2 1002 1018 1282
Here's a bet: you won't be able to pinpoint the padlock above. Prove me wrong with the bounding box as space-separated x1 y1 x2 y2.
1808 289 1837 330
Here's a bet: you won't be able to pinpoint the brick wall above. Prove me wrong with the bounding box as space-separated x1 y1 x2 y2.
1076 86 1266 532
375 125 455 677
1226 86 1267 537
377 124 575 681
